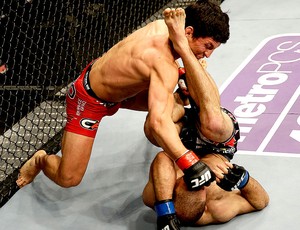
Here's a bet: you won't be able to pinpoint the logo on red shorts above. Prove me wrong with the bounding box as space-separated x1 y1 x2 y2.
80 118 99 130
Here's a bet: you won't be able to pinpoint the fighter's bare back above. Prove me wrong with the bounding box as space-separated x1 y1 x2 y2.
89 19 179 103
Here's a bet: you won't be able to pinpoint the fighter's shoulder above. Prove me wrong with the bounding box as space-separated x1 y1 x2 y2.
145 19 168 31
139 41 176 71
195 209 214 226
201 186 245 224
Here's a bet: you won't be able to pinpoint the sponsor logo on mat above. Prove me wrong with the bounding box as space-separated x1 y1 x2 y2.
220 34 300 156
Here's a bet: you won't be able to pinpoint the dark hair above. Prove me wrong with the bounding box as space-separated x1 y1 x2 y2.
185 0 230 43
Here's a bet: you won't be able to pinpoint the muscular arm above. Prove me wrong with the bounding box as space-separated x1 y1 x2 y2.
195 157 269 225
198 175 269 225
239 176 270 211
144 60 187 160
217 176 269 223
164 8 233 143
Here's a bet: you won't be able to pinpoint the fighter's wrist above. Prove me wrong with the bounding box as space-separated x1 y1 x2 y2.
176 150 200 171
237 170 250 190
154 200 175 216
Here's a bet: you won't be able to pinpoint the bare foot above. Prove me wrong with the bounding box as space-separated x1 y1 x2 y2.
163 7 188 54
16 150 46 188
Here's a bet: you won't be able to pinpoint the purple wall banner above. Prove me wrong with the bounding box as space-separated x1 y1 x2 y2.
220 34 300 156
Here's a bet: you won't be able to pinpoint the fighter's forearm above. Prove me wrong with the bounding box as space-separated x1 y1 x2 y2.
240 177 269 210
145 113 187 160
145 93 187 161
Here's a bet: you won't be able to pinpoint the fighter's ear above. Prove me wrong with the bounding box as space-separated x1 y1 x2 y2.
185 26 194 37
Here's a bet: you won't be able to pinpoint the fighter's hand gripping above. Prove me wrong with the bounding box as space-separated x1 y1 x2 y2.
176 151 215 190
217 163 250 191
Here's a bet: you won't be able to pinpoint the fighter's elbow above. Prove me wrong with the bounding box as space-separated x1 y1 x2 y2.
144 114 163 146
146 113 163 135
255 193 270 211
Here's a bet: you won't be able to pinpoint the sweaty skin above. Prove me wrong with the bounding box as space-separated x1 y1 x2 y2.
90 21 177 103
142 10 269 226
163 8 233 143
17 150 46 187
16 7 222 189
143 152 269 226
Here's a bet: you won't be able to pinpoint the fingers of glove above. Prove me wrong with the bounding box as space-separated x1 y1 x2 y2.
217 179 233 191
225 161 233 169
215 163 231 183
232 164 246 173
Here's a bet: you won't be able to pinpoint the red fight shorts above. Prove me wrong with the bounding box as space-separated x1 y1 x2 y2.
65 61 121 138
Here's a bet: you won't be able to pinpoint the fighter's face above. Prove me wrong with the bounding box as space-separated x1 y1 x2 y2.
188 36 220 60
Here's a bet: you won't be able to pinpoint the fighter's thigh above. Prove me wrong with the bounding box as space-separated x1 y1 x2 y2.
60 131 95 177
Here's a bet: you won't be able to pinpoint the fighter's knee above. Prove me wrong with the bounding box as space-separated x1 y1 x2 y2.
200 114 232 142
201 116 221 134
58 173 83 188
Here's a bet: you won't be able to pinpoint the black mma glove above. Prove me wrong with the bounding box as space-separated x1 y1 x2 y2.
217 164 250 191
183 160 215 190
155 200 181 230
176 151 215 191
157 214 181 230
179 108 198 151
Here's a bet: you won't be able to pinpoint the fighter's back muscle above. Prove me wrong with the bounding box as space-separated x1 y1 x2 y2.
89 20 176 102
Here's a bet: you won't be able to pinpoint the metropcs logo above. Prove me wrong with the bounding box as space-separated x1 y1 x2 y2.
220 34 300 156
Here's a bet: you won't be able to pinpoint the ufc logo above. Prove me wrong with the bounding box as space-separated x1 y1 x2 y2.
191 171 211 188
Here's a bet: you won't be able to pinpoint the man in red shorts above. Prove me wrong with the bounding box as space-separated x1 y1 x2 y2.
17 1 230 191
142 59 264 230
143 62 242 229
141 4 254 227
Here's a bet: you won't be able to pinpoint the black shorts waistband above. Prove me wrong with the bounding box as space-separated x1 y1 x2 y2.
82 62 118 107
